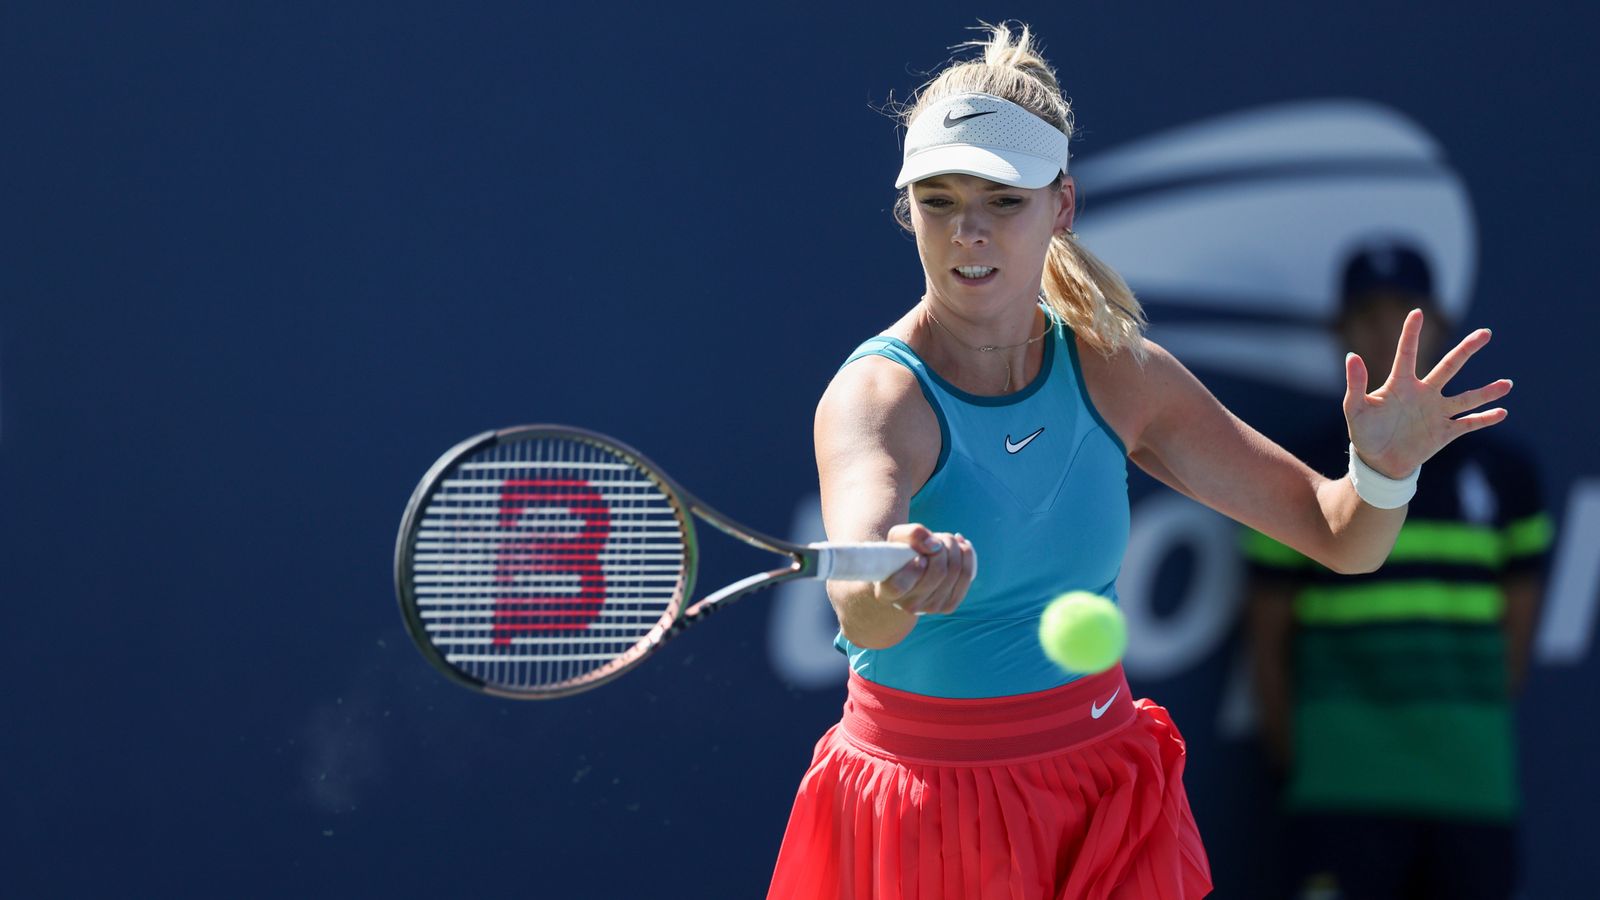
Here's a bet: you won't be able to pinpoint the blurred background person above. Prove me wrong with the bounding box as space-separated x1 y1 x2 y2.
1244 241 1553 899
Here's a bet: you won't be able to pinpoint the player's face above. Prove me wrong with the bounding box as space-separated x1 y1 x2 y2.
908 174 1074 308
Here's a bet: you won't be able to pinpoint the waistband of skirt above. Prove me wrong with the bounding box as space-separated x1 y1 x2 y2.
839 665 1136 765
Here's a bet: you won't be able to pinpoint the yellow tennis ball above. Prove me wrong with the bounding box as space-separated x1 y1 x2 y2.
1038 591 1127 674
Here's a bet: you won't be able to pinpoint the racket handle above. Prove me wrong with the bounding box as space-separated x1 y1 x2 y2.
809 542 918 582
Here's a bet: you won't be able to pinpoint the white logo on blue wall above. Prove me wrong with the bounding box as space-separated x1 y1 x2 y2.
1073 98 1476 396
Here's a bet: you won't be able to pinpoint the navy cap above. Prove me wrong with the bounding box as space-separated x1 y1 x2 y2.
1341 241 1434 302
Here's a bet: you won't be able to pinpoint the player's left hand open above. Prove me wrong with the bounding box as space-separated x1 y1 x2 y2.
1343 308 1512 478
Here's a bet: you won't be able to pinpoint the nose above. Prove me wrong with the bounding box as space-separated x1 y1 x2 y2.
951 209 988 247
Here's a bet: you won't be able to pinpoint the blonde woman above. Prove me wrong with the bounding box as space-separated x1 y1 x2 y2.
767 22 1512 900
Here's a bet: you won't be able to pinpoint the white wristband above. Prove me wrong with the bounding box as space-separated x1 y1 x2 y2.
1347 442 1419 509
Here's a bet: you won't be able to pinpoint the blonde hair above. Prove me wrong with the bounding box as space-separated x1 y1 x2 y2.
893 22 1147 359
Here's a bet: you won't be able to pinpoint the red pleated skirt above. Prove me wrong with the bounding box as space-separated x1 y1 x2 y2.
767 665 1212 899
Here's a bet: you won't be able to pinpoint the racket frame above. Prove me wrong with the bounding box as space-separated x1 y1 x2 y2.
395 424 835 699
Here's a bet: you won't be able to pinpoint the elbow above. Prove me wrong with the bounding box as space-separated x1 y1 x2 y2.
1327 558 1381 576
1311 523 1399 576
1320 547 1389 576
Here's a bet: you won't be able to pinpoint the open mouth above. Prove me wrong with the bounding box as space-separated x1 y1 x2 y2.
954 265 997 282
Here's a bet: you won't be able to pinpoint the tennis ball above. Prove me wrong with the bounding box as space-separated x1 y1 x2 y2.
1038 591 1127 674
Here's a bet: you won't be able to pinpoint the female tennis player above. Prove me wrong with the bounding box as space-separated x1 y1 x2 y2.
766 22 1512 900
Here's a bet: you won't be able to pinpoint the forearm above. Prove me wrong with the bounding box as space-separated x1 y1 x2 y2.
1311 472 1408 574
1120 347 1411 576
819 488 920 648
812 361 975 647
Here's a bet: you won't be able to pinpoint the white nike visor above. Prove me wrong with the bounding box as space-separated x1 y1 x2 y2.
895 92 1071 190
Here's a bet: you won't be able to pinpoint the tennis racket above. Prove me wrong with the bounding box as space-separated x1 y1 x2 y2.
394 424 917 699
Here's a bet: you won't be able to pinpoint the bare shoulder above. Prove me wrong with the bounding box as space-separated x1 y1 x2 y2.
1074 335 1194 455
815 353 941 497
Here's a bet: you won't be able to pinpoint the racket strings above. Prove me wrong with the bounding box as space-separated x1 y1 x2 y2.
411 435 690 691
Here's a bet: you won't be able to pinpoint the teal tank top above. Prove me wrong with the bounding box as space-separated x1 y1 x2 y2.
833 314 1131 698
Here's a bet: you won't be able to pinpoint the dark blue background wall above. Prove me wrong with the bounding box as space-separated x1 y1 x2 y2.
4 3 1596 897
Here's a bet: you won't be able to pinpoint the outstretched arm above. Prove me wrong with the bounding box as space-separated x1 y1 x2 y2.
1095 311 1511 573
814 356 977 649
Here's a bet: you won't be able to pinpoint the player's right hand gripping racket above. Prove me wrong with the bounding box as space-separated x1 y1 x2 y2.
394 425 916 699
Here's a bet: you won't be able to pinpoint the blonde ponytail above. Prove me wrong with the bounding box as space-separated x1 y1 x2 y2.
1044 233 1148 359
897 21 1148 359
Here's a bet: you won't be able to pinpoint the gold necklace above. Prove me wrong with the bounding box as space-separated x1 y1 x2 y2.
924 304 1051 392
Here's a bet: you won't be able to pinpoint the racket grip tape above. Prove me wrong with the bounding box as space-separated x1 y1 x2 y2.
809 542 918 582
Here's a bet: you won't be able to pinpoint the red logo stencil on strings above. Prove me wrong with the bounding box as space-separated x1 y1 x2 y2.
491 480 611 642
